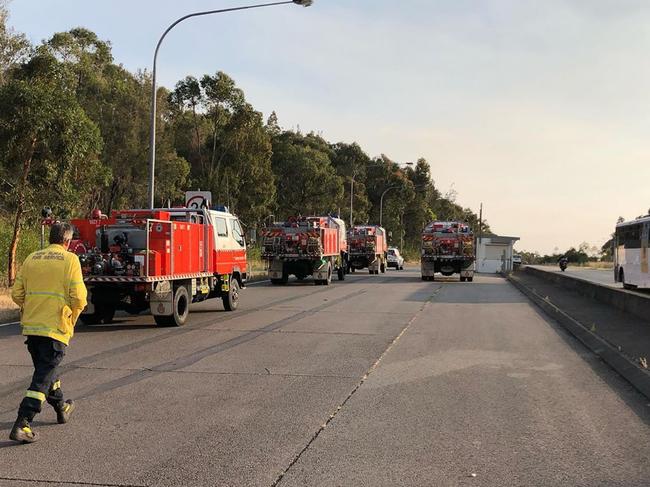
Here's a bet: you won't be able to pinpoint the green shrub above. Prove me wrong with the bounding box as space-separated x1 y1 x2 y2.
0 217 42 286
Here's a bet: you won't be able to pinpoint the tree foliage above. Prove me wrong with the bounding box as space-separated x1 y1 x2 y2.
0 52 103 283
0 22 487 281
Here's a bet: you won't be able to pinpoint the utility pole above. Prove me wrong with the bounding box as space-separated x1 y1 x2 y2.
478 203 483 244
349 174 355 228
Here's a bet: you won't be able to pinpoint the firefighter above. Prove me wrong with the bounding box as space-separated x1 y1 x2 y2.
9 222 87 443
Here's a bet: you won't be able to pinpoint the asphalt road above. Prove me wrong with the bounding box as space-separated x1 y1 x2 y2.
1 268 649 486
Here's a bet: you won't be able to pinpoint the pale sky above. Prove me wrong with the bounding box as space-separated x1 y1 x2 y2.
7 0 650 254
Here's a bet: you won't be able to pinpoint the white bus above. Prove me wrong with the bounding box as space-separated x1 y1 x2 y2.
614 216 650 289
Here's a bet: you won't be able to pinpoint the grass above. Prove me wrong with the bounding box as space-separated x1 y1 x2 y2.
577 262 614 270
246 245 268 279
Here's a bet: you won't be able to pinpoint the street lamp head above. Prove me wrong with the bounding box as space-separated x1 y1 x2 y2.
293 0 313 6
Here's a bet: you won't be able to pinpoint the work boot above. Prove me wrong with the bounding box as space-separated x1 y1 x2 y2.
56 400 75 424
9 418 39 443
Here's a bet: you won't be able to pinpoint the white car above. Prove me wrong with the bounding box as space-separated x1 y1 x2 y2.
512 254 522 266
387 247 405 270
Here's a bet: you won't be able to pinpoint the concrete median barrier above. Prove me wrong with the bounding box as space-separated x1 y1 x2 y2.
523 266 650 323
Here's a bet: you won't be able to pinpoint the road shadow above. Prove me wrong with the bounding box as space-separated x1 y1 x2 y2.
0 326 20 340
413 281 529 304
76 323 158 333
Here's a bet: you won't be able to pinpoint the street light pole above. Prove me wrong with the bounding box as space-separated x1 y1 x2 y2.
147 0 313 209
379 186 400 227
349 173 355 228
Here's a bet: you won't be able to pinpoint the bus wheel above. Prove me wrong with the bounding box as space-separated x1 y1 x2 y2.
222 276 240 311
619 269 635 290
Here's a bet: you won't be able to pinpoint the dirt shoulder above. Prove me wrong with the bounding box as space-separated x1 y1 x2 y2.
0 290 19 323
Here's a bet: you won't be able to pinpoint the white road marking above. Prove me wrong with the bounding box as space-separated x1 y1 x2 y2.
246 280 270 286
0 321 19 328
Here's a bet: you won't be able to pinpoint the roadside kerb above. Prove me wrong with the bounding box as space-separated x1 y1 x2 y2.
508 273 650 400
524 266 650 323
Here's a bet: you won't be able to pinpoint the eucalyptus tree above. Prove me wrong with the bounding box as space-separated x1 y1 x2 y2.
0 52 103 284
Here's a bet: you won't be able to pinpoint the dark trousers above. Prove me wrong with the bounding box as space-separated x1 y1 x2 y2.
17 336 67 421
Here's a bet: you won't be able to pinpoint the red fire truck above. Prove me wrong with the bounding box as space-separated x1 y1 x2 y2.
261 216 347 285
347 225 388 274
421 221 475 282
69 193 247 327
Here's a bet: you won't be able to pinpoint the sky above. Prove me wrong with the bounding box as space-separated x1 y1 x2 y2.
6 0 650 254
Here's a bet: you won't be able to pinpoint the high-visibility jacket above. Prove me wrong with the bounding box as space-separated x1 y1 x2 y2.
11 244 87 345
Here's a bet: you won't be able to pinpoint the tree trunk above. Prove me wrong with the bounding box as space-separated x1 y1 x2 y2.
107 178 120 215
8 138 37 287
192 104 204 175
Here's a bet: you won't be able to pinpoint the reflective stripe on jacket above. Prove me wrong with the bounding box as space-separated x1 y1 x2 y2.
11 244 88 345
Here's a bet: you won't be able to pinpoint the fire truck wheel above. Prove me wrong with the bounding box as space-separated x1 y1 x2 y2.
222 277 240 311
337 266 345 281
101 305 116 323
80 304 115 325
154 285 189 327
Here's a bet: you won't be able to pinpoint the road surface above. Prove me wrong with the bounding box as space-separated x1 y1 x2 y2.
1 269 649 486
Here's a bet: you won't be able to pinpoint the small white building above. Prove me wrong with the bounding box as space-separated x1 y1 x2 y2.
476 235 520 273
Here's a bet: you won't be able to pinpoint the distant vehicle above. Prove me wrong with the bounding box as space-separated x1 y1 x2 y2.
347 225 388 274
387 247 405 270
558 257 568 272
261 216 347 285
421 221 475 282
614 216 650 289
512 254 522 266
